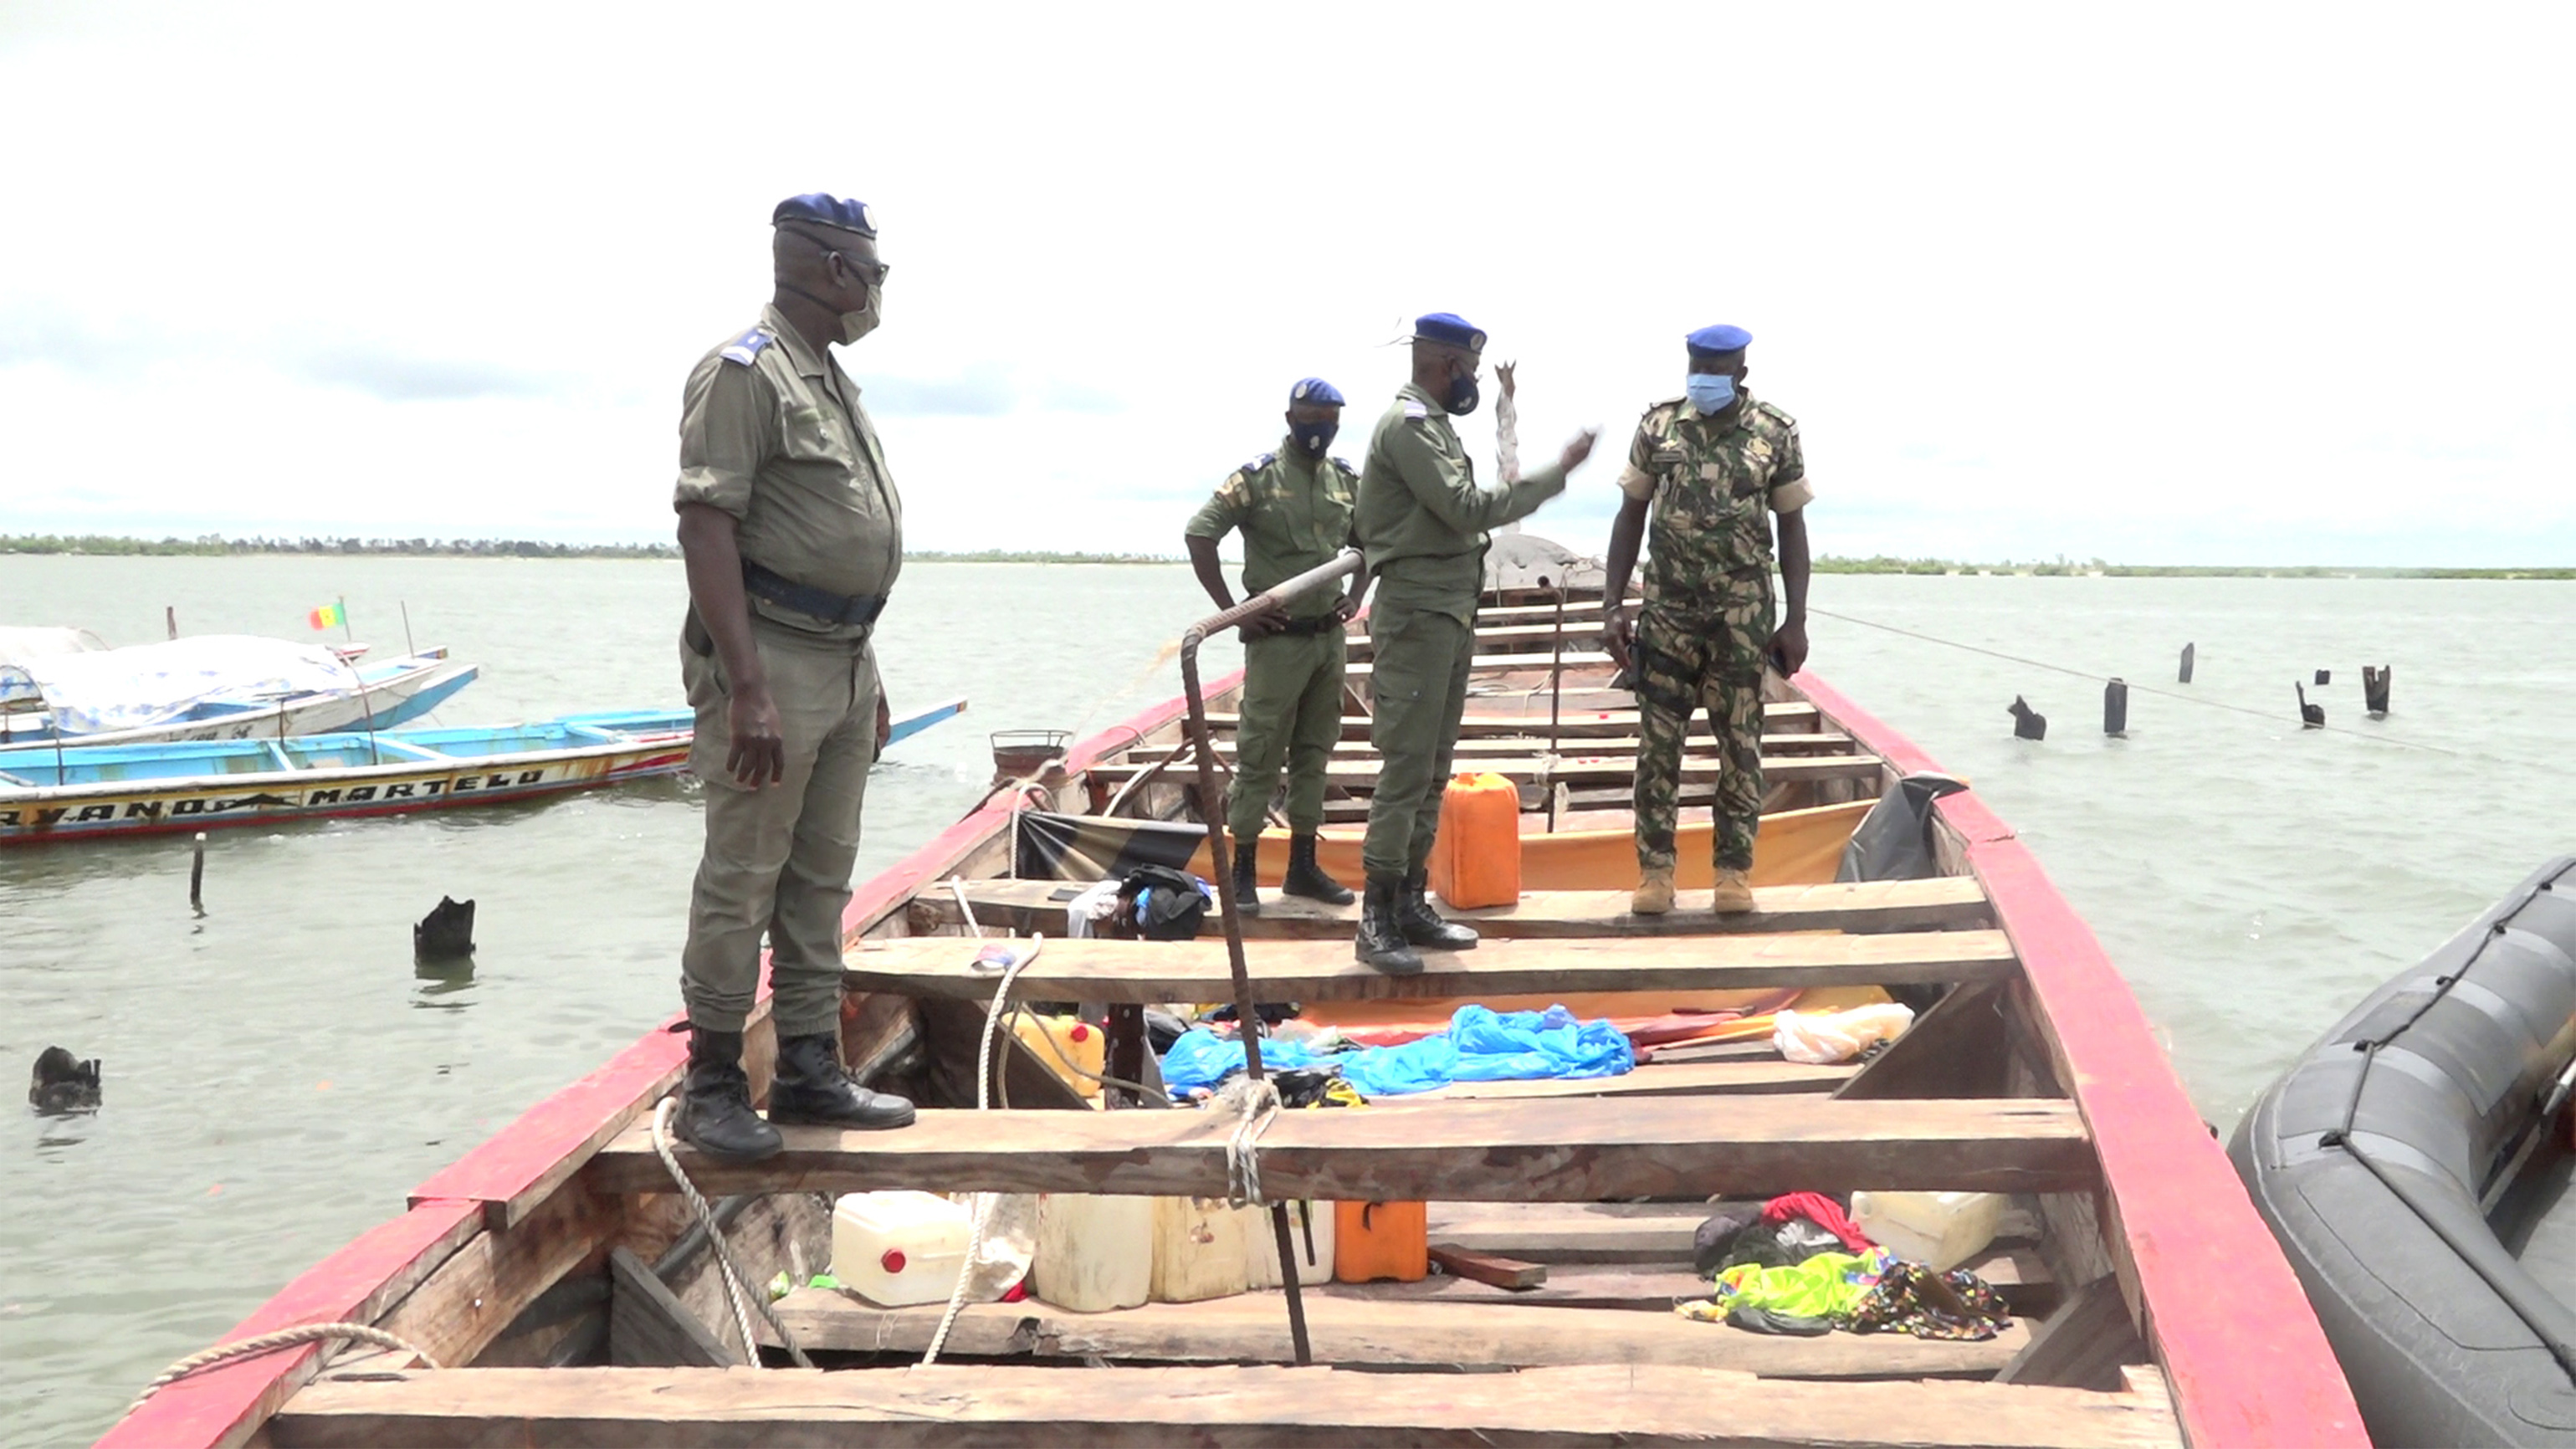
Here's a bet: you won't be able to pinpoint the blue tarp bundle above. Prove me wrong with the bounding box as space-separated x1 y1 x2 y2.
1159 1004 1633 1100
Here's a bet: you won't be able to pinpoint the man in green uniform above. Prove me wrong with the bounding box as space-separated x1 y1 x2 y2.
1354 313 1598 973
1184 376 1367 917
668 192 916 1163
1601 325 1814 917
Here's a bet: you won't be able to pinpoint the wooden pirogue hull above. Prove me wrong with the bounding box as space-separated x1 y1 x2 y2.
98 609 2363 1447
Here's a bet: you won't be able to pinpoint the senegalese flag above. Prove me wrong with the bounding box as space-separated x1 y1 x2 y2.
307 601 346 631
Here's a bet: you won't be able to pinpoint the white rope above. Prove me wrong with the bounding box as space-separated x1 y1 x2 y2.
649 1097 814 1369
948 875 985 938
129 1324 436 1415
1214 1075 1284 1207
922 934 1042 1367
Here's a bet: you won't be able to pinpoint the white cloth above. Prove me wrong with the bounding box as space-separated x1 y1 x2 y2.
1774 1003 1915 1065
15 635 358 735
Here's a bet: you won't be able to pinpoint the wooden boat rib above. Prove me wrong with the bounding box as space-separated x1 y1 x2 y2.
98 591 2363 1448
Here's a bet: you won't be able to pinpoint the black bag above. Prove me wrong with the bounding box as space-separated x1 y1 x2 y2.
1119 864 1211 941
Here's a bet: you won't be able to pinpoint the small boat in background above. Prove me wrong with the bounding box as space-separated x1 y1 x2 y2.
2233 857 2576 1446
0 709 692 843
0 633 478 748
886 695 965 750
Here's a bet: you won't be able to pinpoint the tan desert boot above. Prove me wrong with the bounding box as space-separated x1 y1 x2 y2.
1710 867 1756 914
1631 868 1675 915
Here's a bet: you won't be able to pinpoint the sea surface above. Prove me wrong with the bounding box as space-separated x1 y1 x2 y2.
3 556 2568 1441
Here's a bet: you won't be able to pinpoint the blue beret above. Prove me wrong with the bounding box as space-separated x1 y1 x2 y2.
1412 312 1487 352
772 193 877 238
1687 324 1753 356
1288 376 1344 407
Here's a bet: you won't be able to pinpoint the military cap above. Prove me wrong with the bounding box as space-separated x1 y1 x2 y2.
1687 323 1753 356
1411 312 1487 352
772 192 877 238
1288 376 1345 407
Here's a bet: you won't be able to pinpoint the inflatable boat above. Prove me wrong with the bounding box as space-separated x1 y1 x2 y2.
2233 856 2576 1446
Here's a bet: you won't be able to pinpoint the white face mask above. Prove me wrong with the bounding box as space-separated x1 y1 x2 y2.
837 281 883 346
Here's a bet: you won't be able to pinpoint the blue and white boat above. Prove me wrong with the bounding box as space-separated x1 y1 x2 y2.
0 632 479 748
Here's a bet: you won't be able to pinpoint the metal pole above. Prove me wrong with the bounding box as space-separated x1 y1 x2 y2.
1177 545 1358 1370
399 602 417 658
189 832 207 914
1543 576 1566 833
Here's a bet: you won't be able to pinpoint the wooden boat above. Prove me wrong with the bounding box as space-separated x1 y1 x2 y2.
98 572 2363 1447
0 637 479 749
2231 855 2576 1446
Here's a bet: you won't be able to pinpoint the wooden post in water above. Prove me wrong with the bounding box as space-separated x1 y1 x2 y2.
189 832 207 914
2178 643 2194 684
2102 678 2128 737
2363 665 2391 719
165 607 177 641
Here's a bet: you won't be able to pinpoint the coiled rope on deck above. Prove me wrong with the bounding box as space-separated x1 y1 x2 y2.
648 1097 814 1369
128 1324 438 1415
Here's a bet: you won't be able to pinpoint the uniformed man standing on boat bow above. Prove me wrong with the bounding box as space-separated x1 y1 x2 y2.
1601 324 1814 918
668 192 917 1164
1354 313 1598 974
1184 377 1369 919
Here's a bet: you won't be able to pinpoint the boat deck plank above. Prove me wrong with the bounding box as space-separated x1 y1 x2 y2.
843 928 2018 1002
764 1287 2032 1377
1203 699 1820 740
916 876 1994 940
1086 751 1884 787
586 1096 2094 1201
269 1363 2182 1448
1129 730 1859 761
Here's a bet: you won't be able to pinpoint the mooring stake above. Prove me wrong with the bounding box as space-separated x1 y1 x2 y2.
2178 643 2194 684
2009 696 2047 741
2297 683 2325 729
2313 668 2332 687
2363 665 2391 718
188 832 206 914
2102 678 2128 737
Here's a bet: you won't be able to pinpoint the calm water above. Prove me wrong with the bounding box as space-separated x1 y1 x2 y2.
3 556 2568 1441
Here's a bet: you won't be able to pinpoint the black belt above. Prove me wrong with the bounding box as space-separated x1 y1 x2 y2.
1270 614 1343 637
741 561 887 627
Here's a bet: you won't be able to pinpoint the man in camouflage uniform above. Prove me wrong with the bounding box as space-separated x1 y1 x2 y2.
1183 377 1366 917
668 192 917 1164
1355 313 1597 973
1601 325 1813 916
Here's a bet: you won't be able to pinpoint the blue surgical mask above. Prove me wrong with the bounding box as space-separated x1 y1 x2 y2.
1289 422 1338 457
1685 373 1737 414
1445 371 1480 417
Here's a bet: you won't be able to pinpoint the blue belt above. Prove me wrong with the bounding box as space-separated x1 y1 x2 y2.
741 561 887 627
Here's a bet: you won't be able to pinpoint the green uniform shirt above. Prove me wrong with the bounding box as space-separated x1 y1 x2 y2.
1616 389 1810 608
1357 381 1568 622
673 304 904 640
1183 439 1359 622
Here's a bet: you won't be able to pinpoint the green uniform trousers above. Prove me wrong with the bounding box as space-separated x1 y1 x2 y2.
1361 597 1477 879
1226 627 1347 840
1632 574 1774 874
679 619 879 1040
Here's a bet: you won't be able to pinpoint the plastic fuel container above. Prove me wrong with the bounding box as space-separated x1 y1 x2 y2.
1850 1190 2005 1272
1333 1200 1429 1283
1030 1193 1152 1312
1428 772 1522 909
831 1190 972 1307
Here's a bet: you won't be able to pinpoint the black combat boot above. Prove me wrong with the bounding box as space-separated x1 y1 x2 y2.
1354 876 1424 975
1280 833 1355 905
675 1027 782 1164
1398 870 1480 952
768 1032 917 1129
1229 835 1262 918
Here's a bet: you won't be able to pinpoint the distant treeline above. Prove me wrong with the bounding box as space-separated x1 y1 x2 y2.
1 534 678 559
908 550 1178 564
1813 554 2576 580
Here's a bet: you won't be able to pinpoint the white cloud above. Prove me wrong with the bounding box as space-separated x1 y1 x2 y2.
3 2 2572 564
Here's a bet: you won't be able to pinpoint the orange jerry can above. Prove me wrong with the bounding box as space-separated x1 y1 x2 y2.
1427 771 1521 909
1333 1200 1429 1283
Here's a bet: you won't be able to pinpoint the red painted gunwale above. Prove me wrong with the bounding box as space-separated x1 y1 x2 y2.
1790 671 2364 1446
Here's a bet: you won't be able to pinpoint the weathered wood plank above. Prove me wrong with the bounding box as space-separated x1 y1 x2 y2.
585 1096 2094 1201
1426 1243 1547 1289
1836 980 2015 1100
843 928 2018 1003
1129 730 1856 762
375 1185 625 1371
271 1362 2183 1447
764 1287 2028 1377
1997 1274 2148 1392
916 875 1994 940
1201 699 1819 741
607 1246 740 1368
1412 1058 1856 1099
1086 751 1884 789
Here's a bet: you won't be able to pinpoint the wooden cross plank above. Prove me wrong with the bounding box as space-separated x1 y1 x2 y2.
1202 699 1819 740
270 1362 2182 1447
842 927 2017 1003
914 875 1994 940
583 1095 2094 1201
761 1287 2030 1377
1125 730 1858 763
1085 751 1885 789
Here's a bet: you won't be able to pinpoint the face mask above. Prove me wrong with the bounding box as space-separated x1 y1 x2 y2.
1445 371 1480 417
1289 422 1338 457
1685 373 1737 414
837 280 883 346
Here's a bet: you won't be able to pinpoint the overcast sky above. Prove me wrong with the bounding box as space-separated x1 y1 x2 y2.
3 3 2569 565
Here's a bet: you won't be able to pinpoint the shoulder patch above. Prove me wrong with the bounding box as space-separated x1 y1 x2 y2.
1401 398 1430 421
1755 399 1798 428
1241 452 1276 475
718 328 775 367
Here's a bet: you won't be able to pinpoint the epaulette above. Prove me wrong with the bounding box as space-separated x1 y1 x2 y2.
1330 456 1358 478
1644 396 1687 424
1240 452 1276 477
1401 397 1430 421
1754 399 1798 428
718 327 775 367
